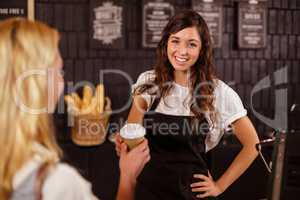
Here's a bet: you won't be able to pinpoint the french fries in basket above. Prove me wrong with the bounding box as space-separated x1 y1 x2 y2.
64 84 111 116
82 85 93 110
64 84 111 146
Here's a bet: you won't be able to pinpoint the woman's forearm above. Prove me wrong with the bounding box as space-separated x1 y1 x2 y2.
216 145 258 193
116 175 136 200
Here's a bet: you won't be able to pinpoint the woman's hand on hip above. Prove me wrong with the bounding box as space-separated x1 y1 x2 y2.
190 172 223 198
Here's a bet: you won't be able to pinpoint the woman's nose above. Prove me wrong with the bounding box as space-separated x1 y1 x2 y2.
178 43 188 56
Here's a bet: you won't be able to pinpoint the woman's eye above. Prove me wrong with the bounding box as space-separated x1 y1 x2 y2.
171 40 179 44
189 43 197 48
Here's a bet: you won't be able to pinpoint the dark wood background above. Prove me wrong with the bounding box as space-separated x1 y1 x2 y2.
31 0 300 199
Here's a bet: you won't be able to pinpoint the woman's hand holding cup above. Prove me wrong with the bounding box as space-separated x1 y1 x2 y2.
119 139 150 183
115 133 123 156
119 123 146 151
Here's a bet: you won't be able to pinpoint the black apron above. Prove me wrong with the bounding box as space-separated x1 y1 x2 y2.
135 97 213 200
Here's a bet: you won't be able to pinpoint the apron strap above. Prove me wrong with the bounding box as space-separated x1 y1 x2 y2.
148 96 161 112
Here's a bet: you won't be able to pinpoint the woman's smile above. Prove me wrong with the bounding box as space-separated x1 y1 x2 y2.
175 56 189 63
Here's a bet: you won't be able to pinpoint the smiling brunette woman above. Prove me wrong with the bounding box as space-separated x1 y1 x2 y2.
115 10 259 200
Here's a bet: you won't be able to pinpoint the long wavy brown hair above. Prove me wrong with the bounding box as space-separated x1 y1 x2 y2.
135 10 217 127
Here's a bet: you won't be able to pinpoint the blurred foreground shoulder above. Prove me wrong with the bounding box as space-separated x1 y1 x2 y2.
43 163 98 200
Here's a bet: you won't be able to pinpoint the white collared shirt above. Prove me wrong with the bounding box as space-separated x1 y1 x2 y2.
132 70 247 152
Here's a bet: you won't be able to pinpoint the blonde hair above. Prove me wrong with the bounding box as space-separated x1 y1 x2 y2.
0 18 62 199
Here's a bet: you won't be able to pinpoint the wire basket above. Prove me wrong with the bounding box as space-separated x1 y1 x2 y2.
71 111 110 146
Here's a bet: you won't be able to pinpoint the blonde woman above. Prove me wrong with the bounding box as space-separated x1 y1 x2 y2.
0 18 150 200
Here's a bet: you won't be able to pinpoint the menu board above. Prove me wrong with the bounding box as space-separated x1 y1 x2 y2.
238 1 267 49
192 0 223 48
0 0 34 20
142 0 175 48
89 0 125 49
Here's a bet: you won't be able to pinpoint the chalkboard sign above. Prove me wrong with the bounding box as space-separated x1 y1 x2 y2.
0 0 34 20
142 0 175 48
192 0 223 48
89 0 125 49
238 1 267 49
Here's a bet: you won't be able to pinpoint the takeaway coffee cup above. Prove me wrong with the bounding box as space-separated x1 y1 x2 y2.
120 123 146 150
